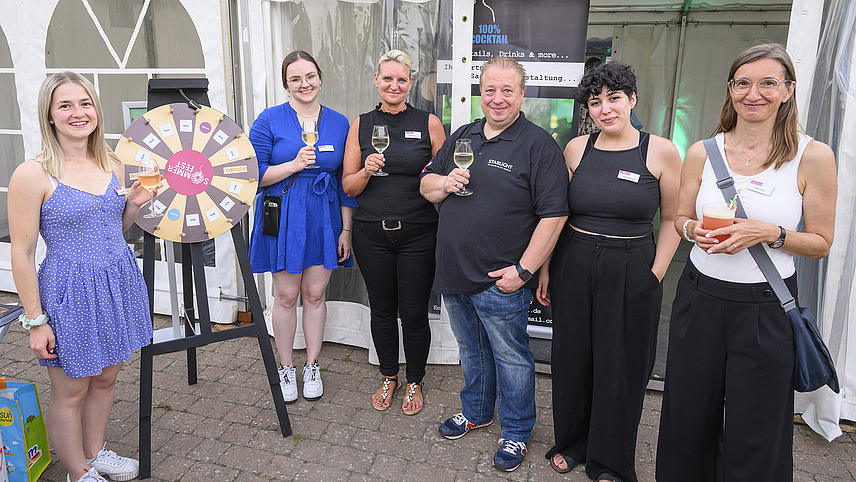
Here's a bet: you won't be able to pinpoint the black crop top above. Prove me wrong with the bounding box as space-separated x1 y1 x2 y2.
568 132 660 237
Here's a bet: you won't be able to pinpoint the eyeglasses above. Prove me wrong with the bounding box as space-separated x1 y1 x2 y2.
728 77 792 95
287 73 319 87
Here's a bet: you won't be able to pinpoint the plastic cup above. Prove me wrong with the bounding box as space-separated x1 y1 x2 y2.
702 202 736 243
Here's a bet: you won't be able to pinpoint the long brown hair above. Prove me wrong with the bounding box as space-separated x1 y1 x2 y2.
38 72 112 178
713 43 799 170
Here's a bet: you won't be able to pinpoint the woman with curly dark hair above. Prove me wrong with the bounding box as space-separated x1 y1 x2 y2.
539 62 682 481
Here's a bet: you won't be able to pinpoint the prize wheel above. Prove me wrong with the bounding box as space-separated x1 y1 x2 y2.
115 103 258 243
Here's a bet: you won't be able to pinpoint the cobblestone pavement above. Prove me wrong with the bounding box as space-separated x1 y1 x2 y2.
1 291 854 481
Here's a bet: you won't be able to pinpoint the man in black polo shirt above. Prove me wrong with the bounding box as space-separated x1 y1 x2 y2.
420 56 568 472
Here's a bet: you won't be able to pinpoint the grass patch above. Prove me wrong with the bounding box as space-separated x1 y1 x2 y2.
355 407 363 411
293 434 307 442
319 367 330 372
152 403 171 410
341 355 352 362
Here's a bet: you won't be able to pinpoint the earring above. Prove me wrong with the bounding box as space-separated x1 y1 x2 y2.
49 120 54 124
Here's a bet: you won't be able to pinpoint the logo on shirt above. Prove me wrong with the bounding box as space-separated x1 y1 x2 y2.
487 159 513 172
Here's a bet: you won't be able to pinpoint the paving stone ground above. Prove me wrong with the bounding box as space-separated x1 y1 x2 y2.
1 291 854 481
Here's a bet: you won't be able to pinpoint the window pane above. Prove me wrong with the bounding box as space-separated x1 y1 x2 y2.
0 26 12 67
124 0 204 69
46 0 119 68
98 74 149 135
0 135 24 185
0 75 20 130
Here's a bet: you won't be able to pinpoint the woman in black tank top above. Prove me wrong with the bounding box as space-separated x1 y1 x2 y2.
540 62 682 482
342 50 446 415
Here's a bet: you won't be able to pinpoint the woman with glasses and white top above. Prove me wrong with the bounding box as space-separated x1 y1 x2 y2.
248 50 356 404
656 43 837 481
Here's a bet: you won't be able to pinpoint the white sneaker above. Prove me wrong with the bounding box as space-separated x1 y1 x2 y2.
86 444 139 481
279 365 298 404
302 361 323 401
67 468 109 482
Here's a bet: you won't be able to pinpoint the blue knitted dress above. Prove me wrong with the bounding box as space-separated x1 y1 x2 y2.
37 168 152 378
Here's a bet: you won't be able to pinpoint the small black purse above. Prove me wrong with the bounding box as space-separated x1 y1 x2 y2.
262 174 298 237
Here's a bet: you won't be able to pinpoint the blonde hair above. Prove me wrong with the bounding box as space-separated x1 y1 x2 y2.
38 72 113 178
480 56 526 90
376 49 412 76
713 43 799 170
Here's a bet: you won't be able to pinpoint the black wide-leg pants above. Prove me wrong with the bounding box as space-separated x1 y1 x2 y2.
656 260 796 482
546 229 662 482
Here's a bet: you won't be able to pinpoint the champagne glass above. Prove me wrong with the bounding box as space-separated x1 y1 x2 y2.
302 120 319 169
453 139 474 196
138 158 163 218
371 125 389 177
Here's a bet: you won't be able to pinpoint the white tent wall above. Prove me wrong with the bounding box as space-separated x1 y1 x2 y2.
792 0 856 441
0 0 240 323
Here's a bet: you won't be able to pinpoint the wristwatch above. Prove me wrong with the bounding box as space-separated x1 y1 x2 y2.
515 263 532 282
769 226 786 249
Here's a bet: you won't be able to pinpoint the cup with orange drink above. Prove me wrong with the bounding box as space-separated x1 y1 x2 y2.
702 202 736 243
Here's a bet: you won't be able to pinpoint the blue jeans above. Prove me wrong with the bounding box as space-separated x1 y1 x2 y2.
443 285 536 442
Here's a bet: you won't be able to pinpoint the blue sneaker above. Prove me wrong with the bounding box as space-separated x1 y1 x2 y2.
493 438 527 472
438 412 493 440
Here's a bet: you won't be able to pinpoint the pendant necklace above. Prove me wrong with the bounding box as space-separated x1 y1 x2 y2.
735 139 772 167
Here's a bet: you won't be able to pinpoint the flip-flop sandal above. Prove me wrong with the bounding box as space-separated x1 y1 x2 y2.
371 376 399 411
402 382 423 415
550 453 576 474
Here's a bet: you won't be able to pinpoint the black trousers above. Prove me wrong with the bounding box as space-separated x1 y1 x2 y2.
352 220 436 384
656 260 796 482
546 229 662 482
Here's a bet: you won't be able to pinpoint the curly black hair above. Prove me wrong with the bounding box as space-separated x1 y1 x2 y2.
575 61 637 105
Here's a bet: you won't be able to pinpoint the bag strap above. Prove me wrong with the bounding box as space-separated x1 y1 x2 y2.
702 137 797 312
265 173 298 197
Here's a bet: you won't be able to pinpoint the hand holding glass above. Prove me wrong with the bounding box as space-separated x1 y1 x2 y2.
138 159 163 218
302 120 319 169
453 139 473 196
371 125 389 177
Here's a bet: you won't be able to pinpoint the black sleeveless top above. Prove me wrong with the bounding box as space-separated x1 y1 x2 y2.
568 132 659 237
354 103 438 223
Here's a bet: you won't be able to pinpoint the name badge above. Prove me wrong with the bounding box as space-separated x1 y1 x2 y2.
405 131 422 139
115 186 128 196
747 179 775 196
318 145 334 152
617 170 640 183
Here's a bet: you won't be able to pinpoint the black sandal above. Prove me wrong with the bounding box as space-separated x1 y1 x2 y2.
597 472 619 482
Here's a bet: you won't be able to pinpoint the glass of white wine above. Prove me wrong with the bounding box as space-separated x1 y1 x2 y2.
371 125 389 177
302 120 319 169
138 158 163 218
453 139 473 197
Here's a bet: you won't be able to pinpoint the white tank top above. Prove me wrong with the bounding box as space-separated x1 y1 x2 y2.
689 132 810 283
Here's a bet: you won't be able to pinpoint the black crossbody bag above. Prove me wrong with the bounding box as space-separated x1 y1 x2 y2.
262 174 297 236
703 137 839 393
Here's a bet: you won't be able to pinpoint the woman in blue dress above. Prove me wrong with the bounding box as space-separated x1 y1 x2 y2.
9 72 155 482
248 51 356 404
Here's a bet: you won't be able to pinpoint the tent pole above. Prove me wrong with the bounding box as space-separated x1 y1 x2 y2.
668 11 688 140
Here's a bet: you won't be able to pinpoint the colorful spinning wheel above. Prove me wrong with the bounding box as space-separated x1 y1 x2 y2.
115 103 258 243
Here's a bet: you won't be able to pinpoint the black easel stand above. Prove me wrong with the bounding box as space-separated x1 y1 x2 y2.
138 226 291 478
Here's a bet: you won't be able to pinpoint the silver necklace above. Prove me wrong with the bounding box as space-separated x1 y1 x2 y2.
735 139 772 167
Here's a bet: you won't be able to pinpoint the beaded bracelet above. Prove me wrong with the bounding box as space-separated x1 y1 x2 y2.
18 312 49 330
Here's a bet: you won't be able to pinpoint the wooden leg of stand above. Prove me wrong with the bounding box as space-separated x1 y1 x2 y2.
139 345 153 479
231 226 292 437
181 244 198 385
140 233 155 478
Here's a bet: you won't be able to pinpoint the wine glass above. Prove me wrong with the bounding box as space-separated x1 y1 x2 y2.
453 139 473 197
138 158 163 218
371 125 389 177
302 120 319 169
